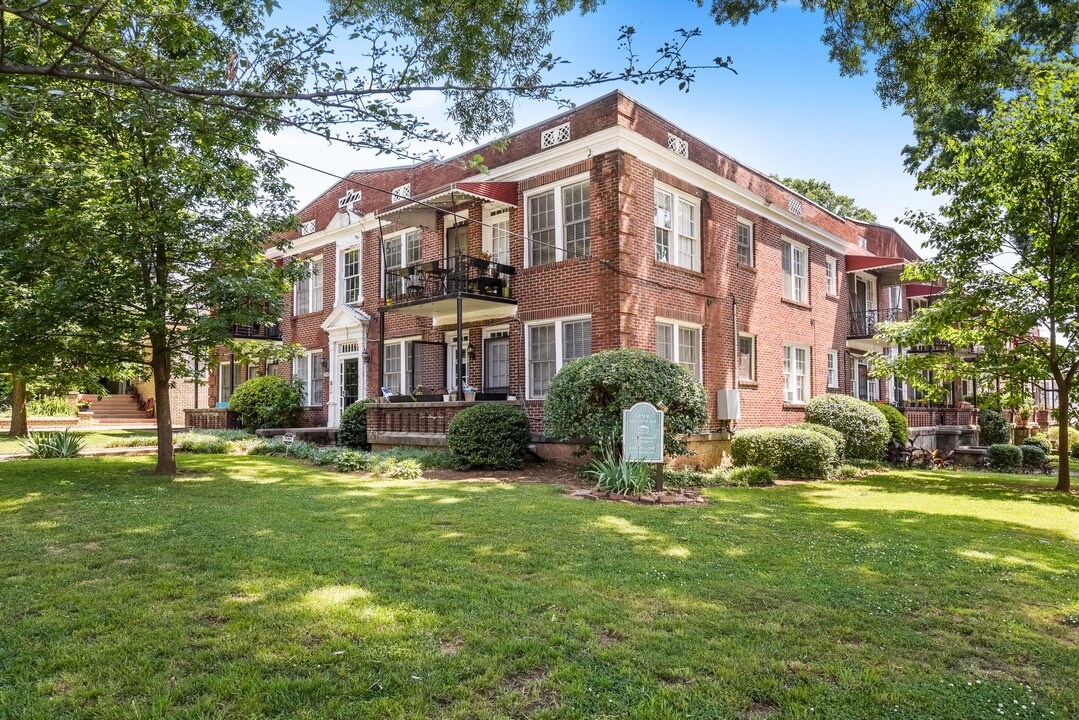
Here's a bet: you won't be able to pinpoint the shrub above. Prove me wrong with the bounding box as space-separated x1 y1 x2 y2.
1045 424 1079 451
586 448 654 494
333 450 369 473
875 403 910 446
662 467 708 489
175 432 230 454
448 403 532 469
227 376 303 431
338 400 374 450
369 455 423 479
21 430 84 458
26 396 75 417
731 427 838 480
1020 445 1047 469
103 435 159 448
978 409 1011 446
1022 434 1052 453
376 447 460 470
787 422 846 462
726 465 776 487
988 443 1022 473
543 349 708 457
804 394 890 460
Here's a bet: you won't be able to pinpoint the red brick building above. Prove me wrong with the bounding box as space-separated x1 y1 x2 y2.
206 92 967 445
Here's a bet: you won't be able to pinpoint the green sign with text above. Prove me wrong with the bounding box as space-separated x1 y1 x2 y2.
622 402 664 463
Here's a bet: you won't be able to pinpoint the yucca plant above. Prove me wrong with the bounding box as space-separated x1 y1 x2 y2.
20 430 85 459
585 446 653 495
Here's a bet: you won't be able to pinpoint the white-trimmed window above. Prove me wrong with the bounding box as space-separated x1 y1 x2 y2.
341 246 362 304
827 349 839 388
483 206 511 265
781 240 808 303
383 339 416 395
383 229 422 296
294 351 324 406
736 219 754 267
656 321 702 380
654 185 700 271
527 316 592 398
738 334 756 382
527 179 590 266
294 257 323 315
219 359 236 403
783 344 810 404
825 256 838 296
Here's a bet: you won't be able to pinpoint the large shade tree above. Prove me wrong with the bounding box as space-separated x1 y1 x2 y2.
874 69 1079 492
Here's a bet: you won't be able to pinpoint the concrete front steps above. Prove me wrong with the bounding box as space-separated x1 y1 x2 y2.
86 394 155 426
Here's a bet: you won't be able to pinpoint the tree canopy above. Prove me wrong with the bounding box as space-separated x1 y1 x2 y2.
771 176 877 222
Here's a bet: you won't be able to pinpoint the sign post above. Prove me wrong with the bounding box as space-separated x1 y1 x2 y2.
622 402 665 491
281 432 296 458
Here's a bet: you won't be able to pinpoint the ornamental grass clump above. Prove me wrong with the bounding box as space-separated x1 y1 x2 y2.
586 447 654 494
20 430 84 458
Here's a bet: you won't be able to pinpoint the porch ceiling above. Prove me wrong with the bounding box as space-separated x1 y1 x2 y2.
381 293 517 326
376 181 518 229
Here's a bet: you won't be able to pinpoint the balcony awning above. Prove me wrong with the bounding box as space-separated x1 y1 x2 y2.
376 181 519 229
845 255 908 273
905 283 945 298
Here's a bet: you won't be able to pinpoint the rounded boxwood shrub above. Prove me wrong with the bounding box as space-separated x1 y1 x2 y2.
988 443 1022 473
1020 445 1047 469
448 403 532 469
543 349 708 457
228 375 303 431
875 402 910 447
1045 424 1079 451
978 409 1011 446
731 427 838 480
1022 434 1051 453
804 394 890 460
787 422 846 462
338 399 374 450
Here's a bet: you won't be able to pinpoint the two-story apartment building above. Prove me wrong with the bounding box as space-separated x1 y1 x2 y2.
205 91 973 447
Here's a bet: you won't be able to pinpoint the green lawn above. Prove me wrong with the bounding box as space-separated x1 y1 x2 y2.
1 457 1076 719
0 430 157 454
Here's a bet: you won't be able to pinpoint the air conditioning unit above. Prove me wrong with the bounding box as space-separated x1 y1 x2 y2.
716 389 741 421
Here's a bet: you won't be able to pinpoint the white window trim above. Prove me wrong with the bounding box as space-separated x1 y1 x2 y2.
654 181 701 272
293 255 324 316
524 314 592 400
781 238 809 304
338 242 363 306
853 272 878 311
523 172 590 268
381 227 422 298
825 256 838 296
736 218 754 268
294 351 324 407
827 349 840 389
382 336 422 395
482 205 512 265
655 317 703 381
738 333 756 383
783 343 811 405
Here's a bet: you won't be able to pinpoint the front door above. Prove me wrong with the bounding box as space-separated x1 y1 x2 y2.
484 337 510 392
340 357 361 410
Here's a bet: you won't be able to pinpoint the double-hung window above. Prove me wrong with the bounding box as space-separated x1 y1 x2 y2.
384 229 422 297
825 256 837 296
736 219 754 267
294 257 323 315
782 240 808 303
738 334 756 382
527 179 590 267
656 321 702 379
342 246 361 304
783 344 810 404
383 340 416 395
294 352 324 406
527 317 592 398
654 186 700 271
827 349 839 388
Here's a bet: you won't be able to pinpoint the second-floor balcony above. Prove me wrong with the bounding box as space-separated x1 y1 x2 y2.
380 254 517 326
848 308 907 339
230 323 282 341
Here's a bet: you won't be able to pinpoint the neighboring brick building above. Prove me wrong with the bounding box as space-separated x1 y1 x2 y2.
206 91 968 442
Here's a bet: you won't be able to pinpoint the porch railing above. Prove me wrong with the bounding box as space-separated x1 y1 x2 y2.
383 254 515 306
848 308 906 339
896 404 976 428
229 323 282 341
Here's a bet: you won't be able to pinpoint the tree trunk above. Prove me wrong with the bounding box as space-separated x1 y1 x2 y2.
8 372 28 438
1056 383 1070 492
150 343 176 476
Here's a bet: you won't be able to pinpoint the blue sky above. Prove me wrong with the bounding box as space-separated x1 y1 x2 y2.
263 1 938 250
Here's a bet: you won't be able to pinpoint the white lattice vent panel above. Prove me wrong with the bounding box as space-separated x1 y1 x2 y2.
541 122 571 149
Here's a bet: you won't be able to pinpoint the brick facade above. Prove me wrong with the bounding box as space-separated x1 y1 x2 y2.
206 91 922 433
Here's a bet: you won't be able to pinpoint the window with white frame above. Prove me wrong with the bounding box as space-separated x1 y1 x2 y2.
781 240 808 303
656 321 702 379
827 349 839 388
736 219 754 267
294 257 323 315
825 256 837 295
654 185 700 270
382 340 416 395
219 359 236 403
738 334 755 382
783 344 810 404
341 246 361 304
383 229 422 296
483 206 511 264
293 351 324 406
527 317 592 398
527 180 590 266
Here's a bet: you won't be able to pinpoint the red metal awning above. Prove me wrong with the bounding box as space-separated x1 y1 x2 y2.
376 181 518 228
905 283 945 298
845 255 908 273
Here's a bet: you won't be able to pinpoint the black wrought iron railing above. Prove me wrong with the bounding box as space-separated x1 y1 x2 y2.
383 254 516 306
230 323 282 341
848 308 907 339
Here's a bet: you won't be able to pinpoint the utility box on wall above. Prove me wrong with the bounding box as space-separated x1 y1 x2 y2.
716 389 741 421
